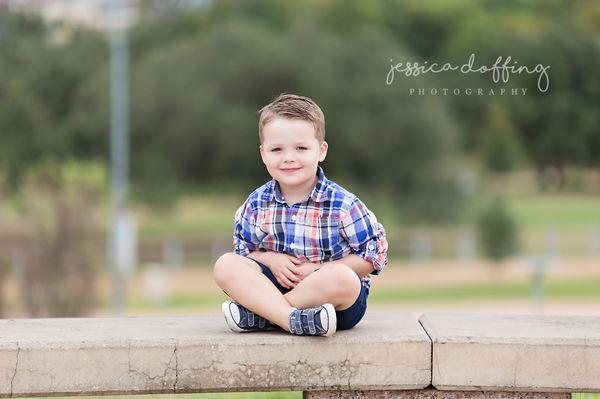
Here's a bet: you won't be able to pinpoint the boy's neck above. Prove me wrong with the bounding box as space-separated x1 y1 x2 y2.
277 173 318 205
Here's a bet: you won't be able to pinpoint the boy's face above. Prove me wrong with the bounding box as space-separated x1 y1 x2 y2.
259 117 328 191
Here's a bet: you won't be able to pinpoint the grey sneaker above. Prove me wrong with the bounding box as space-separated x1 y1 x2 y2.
288 304 336 337
222 301 278 332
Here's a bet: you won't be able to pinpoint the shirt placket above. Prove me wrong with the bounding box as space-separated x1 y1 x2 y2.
288 204 299 255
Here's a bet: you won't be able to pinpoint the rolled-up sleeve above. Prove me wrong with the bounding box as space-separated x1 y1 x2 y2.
233 201 260 256
339 198 388 275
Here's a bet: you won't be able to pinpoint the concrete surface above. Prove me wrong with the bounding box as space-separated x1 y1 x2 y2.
419 312 600 393
0 311 431 397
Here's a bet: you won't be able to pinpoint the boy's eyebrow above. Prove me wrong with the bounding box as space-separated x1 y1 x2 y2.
265 141 312 147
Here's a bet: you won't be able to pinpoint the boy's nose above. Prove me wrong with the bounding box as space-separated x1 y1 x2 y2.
283 151 296 162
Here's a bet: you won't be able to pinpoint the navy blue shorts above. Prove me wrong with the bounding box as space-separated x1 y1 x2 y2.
250 258 369 331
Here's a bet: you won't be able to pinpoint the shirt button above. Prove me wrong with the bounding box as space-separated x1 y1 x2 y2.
290 243 296 249
368 244 375 250
291 215 297 221
240 243 246 248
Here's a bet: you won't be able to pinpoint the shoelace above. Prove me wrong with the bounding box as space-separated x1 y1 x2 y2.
289 307 321 335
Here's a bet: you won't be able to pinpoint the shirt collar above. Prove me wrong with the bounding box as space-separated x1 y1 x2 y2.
269 166 331 204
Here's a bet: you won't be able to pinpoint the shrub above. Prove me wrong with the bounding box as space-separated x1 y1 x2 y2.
14 161 107 317
477 197 519 262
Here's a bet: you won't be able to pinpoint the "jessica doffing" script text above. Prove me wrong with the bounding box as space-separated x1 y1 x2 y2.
386 53 550 93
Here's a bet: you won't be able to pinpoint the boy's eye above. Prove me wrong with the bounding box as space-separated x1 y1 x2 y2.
297 146 308 151
271 148 281 152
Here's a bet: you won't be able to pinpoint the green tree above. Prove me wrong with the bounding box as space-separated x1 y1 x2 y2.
439 0 600 184
0 12 108 187
480 105 524 174
477 197 518 262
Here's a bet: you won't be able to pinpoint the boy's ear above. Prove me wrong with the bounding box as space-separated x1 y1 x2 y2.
319 141 328 162
259 145 265 164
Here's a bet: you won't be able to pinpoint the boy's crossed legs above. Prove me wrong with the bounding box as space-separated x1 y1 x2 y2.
213 253 363 334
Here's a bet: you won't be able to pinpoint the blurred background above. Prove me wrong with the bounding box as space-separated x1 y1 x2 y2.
1 0 599 398
0 0 599 350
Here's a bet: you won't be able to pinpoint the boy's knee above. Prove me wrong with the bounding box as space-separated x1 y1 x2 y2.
321 263 360 295
213 252 238 285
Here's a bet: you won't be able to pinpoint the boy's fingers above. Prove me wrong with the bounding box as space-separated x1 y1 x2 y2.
287 256 302 265
284 269 301 283
275 274 287 287
277 278 290 289
279 274 295 288
290 266 304 278
287 262 304 276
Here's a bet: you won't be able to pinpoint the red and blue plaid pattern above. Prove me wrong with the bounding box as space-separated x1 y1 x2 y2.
232 167 388 291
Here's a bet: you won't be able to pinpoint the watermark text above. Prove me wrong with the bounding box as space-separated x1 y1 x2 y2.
386 53 550 93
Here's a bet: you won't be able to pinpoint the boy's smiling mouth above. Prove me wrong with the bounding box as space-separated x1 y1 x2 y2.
280 167 302 173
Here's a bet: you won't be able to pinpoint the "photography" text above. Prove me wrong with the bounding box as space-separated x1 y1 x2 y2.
409 87 528 96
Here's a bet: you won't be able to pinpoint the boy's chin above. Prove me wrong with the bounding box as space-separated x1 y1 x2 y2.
275 174 308 186
274 170 303 179
276 176 301 185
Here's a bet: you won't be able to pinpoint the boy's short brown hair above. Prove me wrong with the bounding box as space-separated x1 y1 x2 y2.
258 94 325 143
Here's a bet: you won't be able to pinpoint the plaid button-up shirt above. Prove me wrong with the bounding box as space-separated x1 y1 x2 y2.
232 167 388 292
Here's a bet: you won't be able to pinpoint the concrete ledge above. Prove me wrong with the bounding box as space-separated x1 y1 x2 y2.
419 312 600 393
0 311 431 397
4 311 599 397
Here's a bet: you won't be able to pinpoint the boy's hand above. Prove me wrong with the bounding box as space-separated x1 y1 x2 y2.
262 252 303 289
295 262 319 281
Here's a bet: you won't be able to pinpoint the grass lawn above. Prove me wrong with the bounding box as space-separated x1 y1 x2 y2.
120 277 600 311
134 192 600 238
128 192 600 261
507 194 600 228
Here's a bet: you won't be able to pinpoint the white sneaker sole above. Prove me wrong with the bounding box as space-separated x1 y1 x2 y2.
321 303 337 337
222 301 246 333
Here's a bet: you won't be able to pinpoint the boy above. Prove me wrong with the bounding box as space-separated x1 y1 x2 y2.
213 94 388 337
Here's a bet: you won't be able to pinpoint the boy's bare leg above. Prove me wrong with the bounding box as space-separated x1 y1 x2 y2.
284 263 361 311
213 253 295 331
